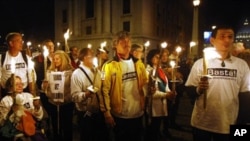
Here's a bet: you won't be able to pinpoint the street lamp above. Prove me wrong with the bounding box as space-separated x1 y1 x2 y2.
191 0 200 59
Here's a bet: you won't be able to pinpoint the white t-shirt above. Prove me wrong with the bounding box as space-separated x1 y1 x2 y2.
0 51 34 89
117 58 142 118
185 56 250 134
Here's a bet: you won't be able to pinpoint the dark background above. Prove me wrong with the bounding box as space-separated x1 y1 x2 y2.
0 0 54 43
0 0 250 44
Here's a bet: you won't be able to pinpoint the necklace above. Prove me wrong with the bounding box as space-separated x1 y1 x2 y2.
221 61 225 67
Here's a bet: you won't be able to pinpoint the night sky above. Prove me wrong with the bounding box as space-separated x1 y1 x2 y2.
0 0 250 44
202 0 250 30
0 0 54 43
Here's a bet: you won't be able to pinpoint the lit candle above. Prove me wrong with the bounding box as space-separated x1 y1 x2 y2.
27 41 32 48
202 47 218 109
64 29 70 53
160 42 168 66
98 41 107 68
203 51 208 75
43 46 49 80
175 46 182 66
87 57 98 93
29 60 36 96
189 41 196 56
87 44 92 48
93 57 98 87
161 42 168 51
11 59 16 93
144 41 150 65
170 60 176 81
202 47 219 76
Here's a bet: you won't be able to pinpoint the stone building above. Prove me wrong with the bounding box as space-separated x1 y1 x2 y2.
54 0 192 58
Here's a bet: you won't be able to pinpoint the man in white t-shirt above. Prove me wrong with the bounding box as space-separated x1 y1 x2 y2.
185 25 250 141
0 32 35 99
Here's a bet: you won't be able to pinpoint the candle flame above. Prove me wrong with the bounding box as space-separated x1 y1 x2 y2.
27 41 32 47
190 41 196 47
161 42 168 49
144 41 150 47
93 57 98 68
176 46 182 53
203 47 221 60
101 41 107 49
87 44 92 48
64 29 70 40
170 60 176 68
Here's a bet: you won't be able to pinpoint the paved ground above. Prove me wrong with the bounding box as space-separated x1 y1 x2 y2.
167 92 193 141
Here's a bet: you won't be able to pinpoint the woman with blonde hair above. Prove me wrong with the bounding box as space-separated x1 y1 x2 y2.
42 50 75 141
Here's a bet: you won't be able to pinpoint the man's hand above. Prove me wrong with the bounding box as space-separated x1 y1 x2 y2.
197 76 209 94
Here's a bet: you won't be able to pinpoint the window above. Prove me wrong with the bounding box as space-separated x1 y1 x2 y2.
86 26 92 35
123 21 130 32
86 0 94 18
123 0 130 14
62 9 68 23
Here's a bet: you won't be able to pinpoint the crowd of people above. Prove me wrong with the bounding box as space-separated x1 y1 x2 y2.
0 25 250 141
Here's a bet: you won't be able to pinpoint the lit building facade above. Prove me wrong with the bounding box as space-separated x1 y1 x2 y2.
54 0 192 57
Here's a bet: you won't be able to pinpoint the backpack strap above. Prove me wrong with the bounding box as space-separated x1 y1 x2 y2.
79 67 93 84
21 51 28 66
1 51 28 66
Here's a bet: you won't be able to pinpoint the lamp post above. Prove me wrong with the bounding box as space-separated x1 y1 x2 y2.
191 0 200 59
